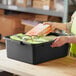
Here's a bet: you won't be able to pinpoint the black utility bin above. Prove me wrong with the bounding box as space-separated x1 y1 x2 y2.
5 33 69 64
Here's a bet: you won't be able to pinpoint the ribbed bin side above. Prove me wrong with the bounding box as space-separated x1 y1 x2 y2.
32 42 69 64
6 39 34 64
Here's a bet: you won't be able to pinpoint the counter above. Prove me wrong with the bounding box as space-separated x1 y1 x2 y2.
0 49 76 76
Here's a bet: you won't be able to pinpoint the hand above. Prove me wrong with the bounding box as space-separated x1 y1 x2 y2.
43 22 65 32
43 22 56 32
51 36 69 47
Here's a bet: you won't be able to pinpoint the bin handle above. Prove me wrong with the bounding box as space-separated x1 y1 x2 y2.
20 41 30 45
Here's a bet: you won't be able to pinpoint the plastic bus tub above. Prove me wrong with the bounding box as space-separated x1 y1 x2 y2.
5 33 69 64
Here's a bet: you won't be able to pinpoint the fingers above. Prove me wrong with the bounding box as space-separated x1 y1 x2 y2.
51 37 64 47
51 37 60 47
51 36 68 47
43 22 56 32
43 22 53 25
43 22 59 32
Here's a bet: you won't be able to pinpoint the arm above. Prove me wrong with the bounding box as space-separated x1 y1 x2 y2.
43 22 68 32
52 22 67 31
68 36 76 43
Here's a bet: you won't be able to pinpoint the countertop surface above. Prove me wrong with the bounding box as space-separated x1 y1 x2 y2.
0 49 76 76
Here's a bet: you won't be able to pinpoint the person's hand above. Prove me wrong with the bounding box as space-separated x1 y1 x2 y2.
43 22 65 32
43 22 55 32
43 22 57 32
51 36 69 47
